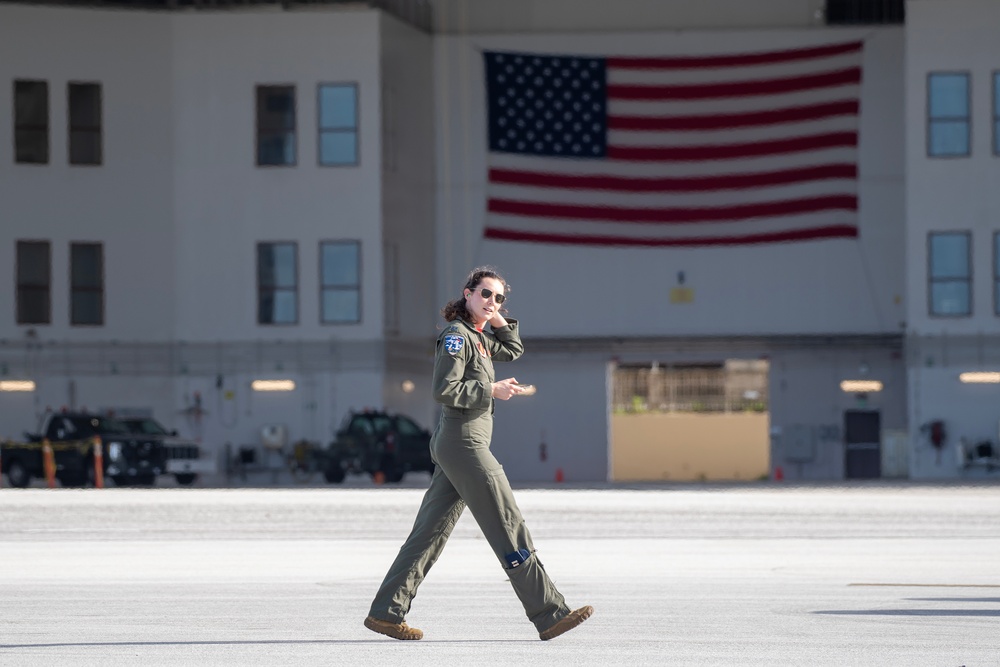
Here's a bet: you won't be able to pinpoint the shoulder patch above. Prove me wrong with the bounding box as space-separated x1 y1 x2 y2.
443 334 465 356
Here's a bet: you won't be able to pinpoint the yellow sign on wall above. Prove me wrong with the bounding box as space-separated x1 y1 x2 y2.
670 287 694 303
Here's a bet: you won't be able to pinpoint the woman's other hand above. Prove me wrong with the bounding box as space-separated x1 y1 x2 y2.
491 378 525 400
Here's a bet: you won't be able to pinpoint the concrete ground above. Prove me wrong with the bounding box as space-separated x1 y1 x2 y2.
1 481 998 666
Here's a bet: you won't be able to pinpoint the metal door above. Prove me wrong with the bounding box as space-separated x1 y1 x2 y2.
844 410 881 479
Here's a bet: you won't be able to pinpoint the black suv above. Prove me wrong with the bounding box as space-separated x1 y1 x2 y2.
323 410 434 484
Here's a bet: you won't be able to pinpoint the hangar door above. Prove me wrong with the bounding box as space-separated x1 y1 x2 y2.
611 360 770 482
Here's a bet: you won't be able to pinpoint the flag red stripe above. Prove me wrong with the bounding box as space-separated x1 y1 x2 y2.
489 164 857 193
606 41 863 70
607 131 857 161
488 194 857 224
484 225 859 246
609 100 859 131
608 67 861 101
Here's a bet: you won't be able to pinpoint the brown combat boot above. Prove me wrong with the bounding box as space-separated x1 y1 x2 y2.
364 616 424 640
539 605 594 641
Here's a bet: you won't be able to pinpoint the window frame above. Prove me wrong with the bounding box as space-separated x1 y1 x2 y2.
256 241 299 325
927 231 972 318
13 79 49 165
255 84 297 167
69 241 105 326
927 71 971 158
317 82 360 167
15 240 51 325
319 239 362 324
67 81 103 166
994 231 1000 316
993 70 1000 157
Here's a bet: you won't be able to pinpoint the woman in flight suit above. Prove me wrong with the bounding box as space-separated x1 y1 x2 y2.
364 267 593 641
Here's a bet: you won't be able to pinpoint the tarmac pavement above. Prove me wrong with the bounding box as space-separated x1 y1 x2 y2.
1 481 998 666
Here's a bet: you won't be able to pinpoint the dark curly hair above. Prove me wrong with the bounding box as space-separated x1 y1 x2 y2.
441 266 509 323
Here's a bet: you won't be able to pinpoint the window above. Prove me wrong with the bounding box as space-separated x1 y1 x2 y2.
824 0 904 25
993 72 1000 156
928 73 970 157
68 82 102 165
318 83 359 166
257 242 298 324
256 85 296 166
71 242 104 325
14 80 49 164
320 241 361 323
994 232 1000 315
16 241 51 325
928 232 971 317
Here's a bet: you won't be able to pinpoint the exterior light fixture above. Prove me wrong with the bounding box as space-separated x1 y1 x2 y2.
401 380 415 393
840 380 883 393
959 372 1000 384
251 379 296 392
0 380 36 392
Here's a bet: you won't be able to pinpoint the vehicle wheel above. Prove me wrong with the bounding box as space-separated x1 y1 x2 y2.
174 473 197 486
111 474 128 487
323 465 346 484
136 473 156 486
6 460 31 488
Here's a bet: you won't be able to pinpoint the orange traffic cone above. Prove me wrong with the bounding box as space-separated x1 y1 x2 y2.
373 470 386 485
554 468 565 483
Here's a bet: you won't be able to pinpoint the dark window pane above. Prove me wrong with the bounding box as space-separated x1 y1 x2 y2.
71 292 103 325
258 243 296 288
70 130 102 165
69 84 101 127
17 288 49 324
321 242 359 287
257 243 297 324
256 86 295 166
17 241 50 285
14 80 49 164
257 132 295 166
71 244 103 288
16 241 50 325
15 129 49 164
929 233 969 278
71 243 104 325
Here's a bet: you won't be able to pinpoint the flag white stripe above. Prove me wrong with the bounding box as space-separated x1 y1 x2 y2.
489 179 855 209
486 210 857 240
488 148 858 177
608 117 858 147
607 52 862 86
610 85 860 117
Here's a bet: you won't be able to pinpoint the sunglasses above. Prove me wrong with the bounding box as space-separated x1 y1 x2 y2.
470 287 506 305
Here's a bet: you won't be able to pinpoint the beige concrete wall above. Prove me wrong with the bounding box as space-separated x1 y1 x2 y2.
612 413 770 482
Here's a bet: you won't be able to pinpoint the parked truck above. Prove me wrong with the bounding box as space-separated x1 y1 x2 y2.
1 411 168 488
321 410 435 484
119 416 216 486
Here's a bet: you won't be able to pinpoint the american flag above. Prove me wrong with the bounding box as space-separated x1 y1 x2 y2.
483 42 863 247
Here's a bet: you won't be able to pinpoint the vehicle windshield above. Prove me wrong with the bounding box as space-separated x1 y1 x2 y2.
90 417 132 435
123 418 170 435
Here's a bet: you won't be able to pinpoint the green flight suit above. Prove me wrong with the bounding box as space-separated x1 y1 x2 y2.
367 317 571 632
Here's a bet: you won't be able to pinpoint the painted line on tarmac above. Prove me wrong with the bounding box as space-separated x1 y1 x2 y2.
849 583 1000 588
